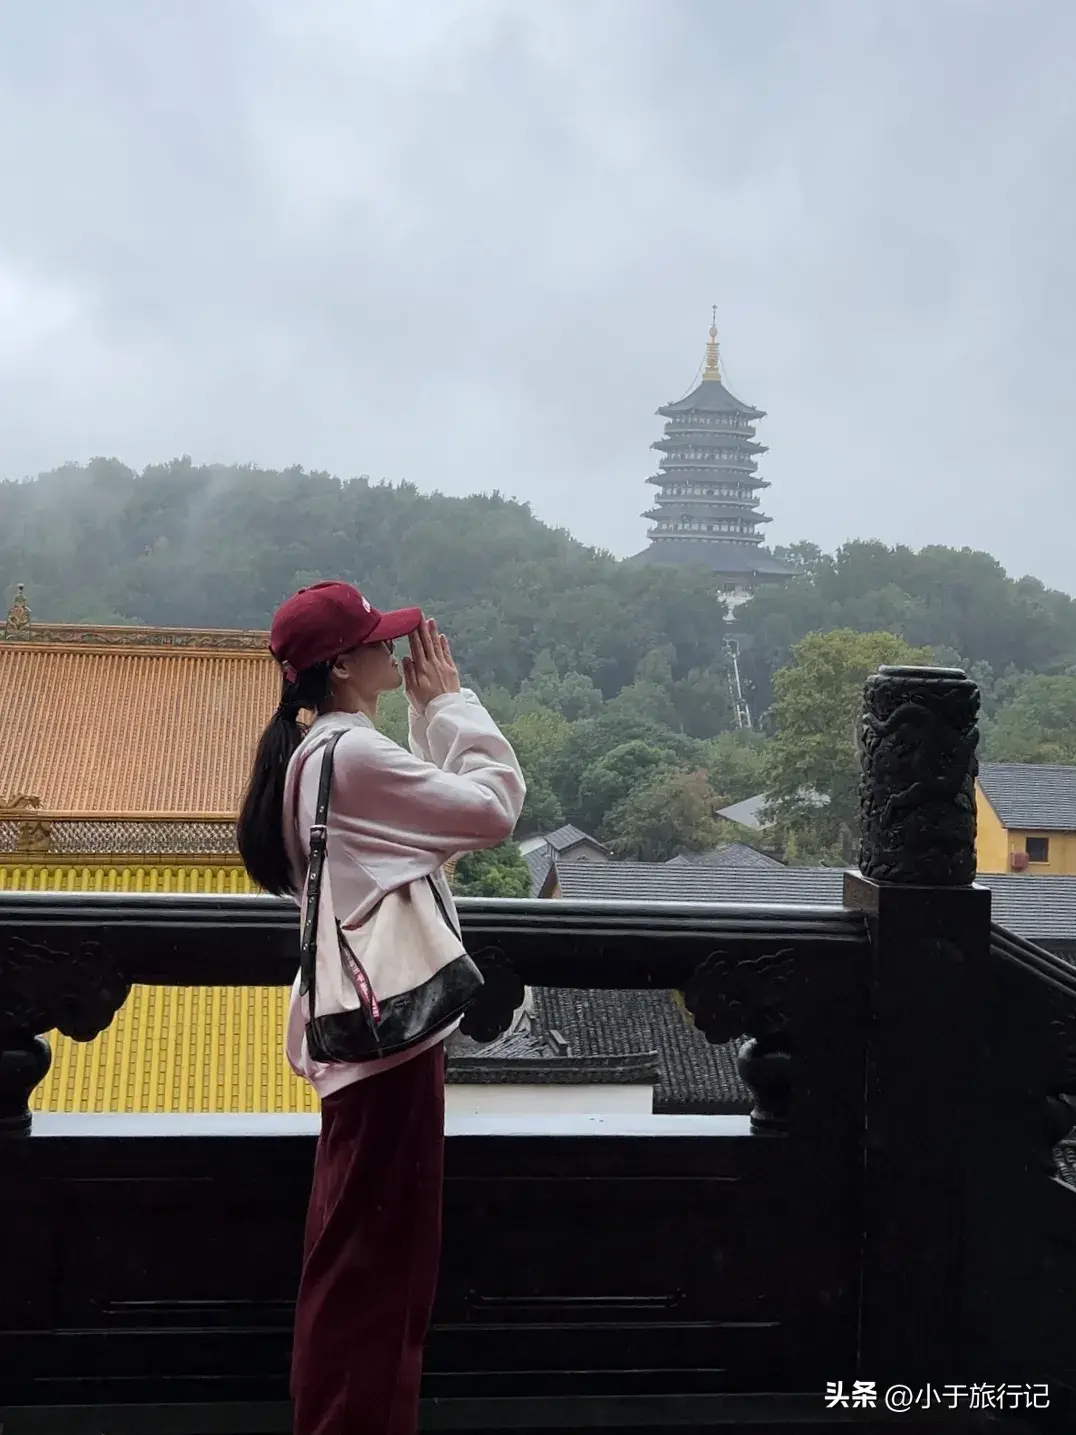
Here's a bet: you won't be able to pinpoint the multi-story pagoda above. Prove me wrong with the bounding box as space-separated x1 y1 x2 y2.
632 311 794 610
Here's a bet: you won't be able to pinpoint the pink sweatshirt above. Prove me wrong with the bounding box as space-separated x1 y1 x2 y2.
281 689 526 1100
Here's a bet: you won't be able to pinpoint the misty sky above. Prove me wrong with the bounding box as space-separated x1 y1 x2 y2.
0 0 1073 589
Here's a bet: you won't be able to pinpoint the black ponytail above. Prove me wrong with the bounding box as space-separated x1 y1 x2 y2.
237 662 332 896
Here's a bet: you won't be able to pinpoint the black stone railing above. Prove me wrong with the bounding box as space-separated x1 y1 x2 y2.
0 664 1074 1433
0 890 866 1135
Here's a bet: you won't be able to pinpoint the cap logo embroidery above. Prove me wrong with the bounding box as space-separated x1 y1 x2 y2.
361 597 371 612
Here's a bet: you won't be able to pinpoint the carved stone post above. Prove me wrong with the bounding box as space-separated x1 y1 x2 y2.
846 664 989 1388
0 933 130 1134
858 664 979 885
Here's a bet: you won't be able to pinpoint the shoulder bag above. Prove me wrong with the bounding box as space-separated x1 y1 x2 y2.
298 728 484 1063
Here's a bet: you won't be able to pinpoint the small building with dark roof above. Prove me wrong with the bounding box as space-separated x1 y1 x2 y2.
518 824 612 897
445 1020 659 1117
532 986 750 1116
977 762 1076 876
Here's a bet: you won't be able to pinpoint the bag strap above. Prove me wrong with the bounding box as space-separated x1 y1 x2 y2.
426 872 463 942
298 729 346 999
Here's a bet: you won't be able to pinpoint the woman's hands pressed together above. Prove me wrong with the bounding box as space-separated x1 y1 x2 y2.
403 618 462 714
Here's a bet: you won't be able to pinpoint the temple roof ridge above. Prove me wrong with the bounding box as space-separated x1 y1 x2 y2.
3 585 270 653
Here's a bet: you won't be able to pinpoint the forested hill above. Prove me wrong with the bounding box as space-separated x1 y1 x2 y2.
737 540 1076 716
0 457 729 697
5 459 1074 700
4 458 1076 866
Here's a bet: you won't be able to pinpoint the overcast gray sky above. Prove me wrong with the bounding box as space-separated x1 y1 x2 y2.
0 0 1073 588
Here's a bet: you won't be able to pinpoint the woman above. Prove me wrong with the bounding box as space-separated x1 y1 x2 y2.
237 579 525 1435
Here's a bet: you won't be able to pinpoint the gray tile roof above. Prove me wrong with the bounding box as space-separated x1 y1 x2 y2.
448 1025 554 1061
522 846 554 897
630 540 795 577
441 971 749 1113
658 377 763 417
688 843 785 870
715 794 769 829
532 986 750 1115
446 1021 659 1088
448 1051 659 1087
553 860 1076 950
555 860 840 906
545 824 609 854
521 825 610 896
978 762 1076 832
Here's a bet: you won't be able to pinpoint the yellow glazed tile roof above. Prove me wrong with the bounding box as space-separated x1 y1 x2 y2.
31 985 316 1115
0 641 278 817
1 618 297 1115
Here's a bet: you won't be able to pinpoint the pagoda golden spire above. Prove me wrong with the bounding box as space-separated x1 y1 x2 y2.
702 304 721 381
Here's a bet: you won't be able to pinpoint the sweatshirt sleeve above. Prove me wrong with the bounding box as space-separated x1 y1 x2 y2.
339 692 526 854
407 704 431 761
408 688 486 765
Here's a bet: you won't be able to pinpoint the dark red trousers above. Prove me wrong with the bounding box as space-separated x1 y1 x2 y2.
291 1042 446 1435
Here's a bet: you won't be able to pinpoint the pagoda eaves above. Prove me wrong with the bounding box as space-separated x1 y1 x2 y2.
630 314 794 593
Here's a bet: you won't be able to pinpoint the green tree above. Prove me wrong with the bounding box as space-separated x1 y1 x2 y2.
772 540 828 575
514 778 563 835
737 538 1076 715
763 629 932 862
669 665 733 738
516 650 604 721
473 683 518 726
550 710 699 816
503 708 572 835
604 768 721 862
14 457 1076 824
700 730 768 804
604 678 679 729
986 674 1076 763
576 740 673 836
451 842 531 898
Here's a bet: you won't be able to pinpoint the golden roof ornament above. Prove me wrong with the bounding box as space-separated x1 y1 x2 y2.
702 304 721 382
4 583 31 639
0 794 42 816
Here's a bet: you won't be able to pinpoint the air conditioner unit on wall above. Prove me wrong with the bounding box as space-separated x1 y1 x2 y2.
1010 851 1030 872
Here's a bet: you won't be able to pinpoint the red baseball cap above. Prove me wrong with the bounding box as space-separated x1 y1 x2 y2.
269 581 422 679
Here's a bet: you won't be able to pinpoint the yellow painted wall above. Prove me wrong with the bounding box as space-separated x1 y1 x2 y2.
0 859 259 893
975 783 1076 875
975 787 1010 873
1004 829 1076 875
